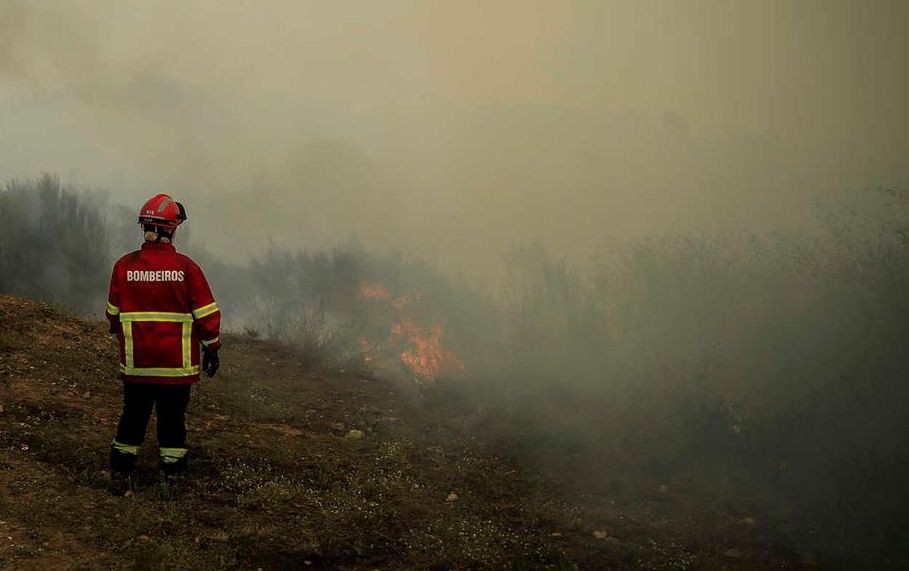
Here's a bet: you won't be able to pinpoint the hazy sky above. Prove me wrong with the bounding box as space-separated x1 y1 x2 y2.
1 0 906 273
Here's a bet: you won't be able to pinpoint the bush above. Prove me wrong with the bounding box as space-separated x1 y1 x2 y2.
0 175 116 313
469 189 909 566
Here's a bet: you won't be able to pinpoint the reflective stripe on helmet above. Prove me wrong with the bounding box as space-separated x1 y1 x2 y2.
138 194 184 227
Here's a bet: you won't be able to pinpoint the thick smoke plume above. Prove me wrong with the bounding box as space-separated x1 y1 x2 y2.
1 1 907 567
0 1 905 272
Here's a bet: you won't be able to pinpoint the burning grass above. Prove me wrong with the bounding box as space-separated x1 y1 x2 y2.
359 280 465 384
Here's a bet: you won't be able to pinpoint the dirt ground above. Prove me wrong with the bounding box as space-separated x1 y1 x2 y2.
0 294 813 569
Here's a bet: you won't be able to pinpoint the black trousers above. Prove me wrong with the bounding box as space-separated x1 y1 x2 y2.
110 383 192 476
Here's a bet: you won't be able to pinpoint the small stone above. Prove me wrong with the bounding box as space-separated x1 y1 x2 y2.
345 429 365 440
657 484 668 494
82 391 91 399
138 535 150 542
550 532 562 537
19 444 28 452
737 516 756 527
723 548 743 559
592 530 608 539
445 492 459 502
330 422 345 431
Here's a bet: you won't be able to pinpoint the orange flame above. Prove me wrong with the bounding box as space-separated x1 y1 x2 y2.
359 281 464 383
358 336 375 365
393 319 464 382
359 281 392 301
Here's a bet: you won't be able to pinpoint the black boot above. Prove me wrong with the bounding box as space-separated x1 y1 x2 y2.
109 470 133 496
109 443 138 492
158 457 187 500
160 454 188 477
109 446 138 496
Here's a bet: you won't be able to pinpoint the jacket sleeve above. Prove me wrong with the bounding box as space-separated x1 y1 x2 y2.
188 261 222 352
105 261 121 335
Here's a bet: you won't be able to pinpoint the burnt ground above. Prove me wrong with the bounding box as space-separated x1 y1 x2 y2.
0 294 816 570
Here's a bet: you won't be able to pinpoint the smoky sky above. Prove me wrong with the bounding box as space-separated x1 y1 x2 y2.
0 0 905 274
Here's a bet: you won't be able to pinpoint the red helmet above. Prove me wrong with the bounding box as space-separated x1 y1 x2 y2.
138 193 186 230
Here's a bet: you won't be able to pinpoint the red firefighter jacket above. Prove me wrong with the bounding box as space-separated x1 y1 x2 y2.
105 242 222 384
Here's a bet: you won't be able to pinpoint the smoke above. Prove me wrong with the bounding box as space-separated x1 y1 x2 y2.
0 0 905 272
1 3 908 565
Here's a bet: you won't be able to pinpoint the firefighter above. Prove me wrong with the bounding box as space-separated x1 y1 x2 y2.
105 193 221 494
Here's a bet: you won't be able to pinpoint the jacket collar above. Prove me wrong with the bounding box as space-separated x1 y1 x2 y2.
141 241 176 252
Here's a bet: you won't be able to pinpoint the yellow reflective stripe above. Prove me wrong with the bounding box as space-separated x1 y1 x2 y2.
112 439 139 455
118 311 202 375
192 302 219 319
119 364 201 377
181 322 191 368
123 322 135 368
200 336 220 347
106 302 120 316
160 447 188 459
120 311 193 323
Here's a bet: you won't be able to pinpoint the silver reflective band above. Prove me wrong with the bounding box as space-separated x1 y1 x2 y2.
201 336 220 348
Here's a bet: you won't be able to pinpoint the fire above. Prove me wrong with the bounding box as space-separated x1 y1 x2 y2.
392 318 464 382
359 281 392 301
359 281 464 383
358 336 375 365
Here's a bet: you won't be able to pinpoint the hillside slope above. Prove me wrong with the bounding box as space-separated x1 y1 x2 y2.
0 295 806 570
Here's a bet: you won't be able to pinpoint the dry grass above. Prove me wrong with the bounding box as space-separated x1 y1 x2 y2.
0 294 805 569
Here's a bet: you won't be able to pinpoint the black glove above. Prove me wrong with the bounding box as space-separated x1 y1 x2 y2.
202 348 220 378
